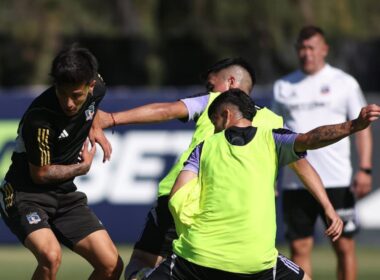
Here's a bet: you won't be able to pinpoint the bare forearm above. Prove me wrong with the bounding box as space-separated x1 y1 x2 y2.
100 101 188 129
290 159 333 210
295 120 357 152
30 163 90 185
355 127 372 168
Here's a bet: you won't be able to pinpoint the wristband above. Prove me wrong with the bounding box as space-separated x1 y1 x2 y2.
359 167 372 175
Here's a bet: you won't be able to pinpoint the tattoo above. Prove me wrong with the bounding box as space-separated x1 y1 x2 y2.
298 121 355 151
40 163 88 184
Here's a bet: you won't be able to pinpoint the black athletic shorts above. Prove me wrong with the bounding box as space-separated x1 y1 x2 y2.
143 254 305 280
283 187 358 241
134 195 177 257
0 182 104 249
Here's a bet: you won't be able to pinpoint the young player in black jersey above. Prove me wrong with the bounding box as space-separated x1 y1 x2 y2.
0 46 123 279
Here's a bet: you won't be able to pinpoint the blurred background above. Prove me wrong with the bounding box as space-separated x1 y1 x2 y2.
0 0 379 279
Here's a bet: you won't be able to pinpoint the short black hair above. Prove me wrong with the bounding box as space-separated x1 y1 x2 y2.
201 57 256 86
51 44 98 86
208 89 257 121
297 25 326 42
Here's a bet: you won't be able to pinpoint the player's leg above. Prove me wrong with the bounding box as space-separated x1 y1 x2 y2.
125 196 177 280
25 228 62 280
53 192 123 279
325 188 358 280
289 237 313 275
74 230 123 280
282 189 319 276
0 187 61 280
331 237 356 280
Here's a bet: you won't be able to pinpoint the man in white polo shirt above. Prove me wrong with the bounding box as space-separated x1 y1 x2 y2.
272 26 372 280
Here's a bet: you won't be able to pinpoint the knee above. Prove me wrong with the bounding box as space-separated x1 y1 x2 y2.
37 248 62 271
100 255 124 279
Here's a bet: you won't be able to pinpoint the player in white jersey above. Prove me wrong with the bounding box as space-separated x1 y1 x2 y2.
272 26 372 280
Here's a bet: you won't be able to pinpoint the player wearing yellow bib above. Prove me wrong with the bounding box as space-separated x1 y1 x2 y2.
92 58 339 280
143 89 380 280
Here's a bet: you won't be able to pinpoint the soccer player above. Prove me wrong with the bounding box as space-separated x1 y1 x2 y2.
92 58 342 280
142 89 379 280
0 46 123 280
272 26 372 279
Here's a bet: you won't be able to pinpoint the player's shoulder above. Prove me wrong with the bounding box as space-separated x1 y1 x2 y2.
23 87 58 123
253 104 283 129
182 91 210 100
325 65 359 86
275 70 304 85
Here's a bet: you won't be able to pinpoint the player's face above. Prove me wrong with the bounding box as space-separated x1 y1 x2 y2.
206 71 231 93
296 34 328 75
56 80 95 117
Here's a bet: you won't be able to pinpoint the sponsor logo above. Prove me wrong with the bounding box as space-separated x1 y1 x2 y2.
26 212 41 224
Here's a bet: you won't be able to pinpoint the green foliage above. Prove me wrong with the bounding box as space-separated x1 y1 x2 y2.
0 0 380 86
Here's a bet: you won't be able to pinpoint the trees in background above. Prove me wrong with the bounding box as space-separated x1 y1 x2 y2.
1 0 380 90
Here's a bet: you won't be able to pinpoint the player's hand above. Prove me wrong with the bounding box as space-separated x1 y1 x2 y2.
354 104 380 130
89 126 112 162
352 170 372 199
80 138 96 173
324 207 343 242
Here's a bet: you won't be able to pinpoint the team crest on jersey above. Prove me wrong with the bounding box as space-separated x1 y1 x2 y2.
85 102 96 121
26 212 41 224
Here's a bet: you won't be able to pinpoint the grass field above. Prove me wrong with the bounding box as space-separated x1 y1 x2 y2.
0 245 378 279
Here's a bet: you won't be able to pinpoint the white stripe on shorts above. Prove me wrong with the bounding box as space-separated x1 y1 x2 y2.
279 255 300 274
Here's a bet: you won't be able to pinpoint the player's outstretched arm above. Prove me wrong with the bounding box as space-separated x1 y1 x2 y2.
294 104 380 152
97 101 189 129
29 139 96 185
289 159 343 241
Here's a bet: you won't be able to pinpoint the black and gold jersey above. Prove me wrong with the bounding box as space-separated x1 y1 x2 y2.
4 76 106 193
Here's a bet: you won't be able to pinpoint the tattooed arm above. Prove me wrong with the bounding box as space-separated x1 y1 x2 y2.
29 139 96 185
294 104 380 153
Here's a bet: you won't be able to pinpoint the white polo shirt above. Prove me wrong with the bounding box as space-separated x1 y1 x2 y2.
272 64 367 189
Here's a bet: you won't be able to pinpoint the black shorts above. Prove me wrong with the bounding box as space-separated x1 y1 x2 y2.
283 187 358 241
143 254 304 280
0 183 104 249
134 195 177 257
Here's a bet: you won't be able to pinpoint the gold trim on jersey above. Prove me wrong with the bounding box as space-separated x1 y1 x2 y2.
1 182 15 209
38 128 51 166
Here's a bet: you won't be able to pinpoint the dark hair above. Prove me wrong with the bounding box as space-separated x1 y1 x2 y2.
50 45 98 86
208 89 257 121
297 25 326 42
201 57 256 86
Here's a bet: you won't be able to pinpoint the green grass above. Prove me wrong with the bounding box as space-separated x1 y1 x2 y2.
0 245 378 279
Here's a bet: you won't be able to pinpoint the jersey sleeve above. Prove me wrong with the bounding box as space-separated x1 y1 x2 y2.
182 142 204 174
272 128 306 167
180 94 209 122
22 111 55 166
